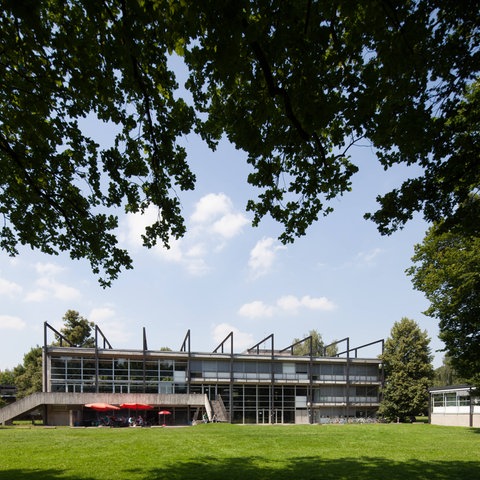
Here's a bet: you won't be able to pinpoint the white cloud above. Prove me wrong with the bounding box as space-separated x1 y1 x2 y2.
276 295 302 312
238 300 275 319
120 193 248 276
191 193 232 224
122 205 161 249
212 323 254 351
156 237 184 262
212 213 249 239
0 315 26 330
248 237 286 278
89 306 116 323
26 277 81 302
277 295 336 313
0 277 22 297
153 238 210 276
24 289 49 302
186 243 207 258
34 262 65 276
356 248 383 265
88 306 131 345
185 257 210 276
40 277 81 301
239 294 336 319
191 193 249 239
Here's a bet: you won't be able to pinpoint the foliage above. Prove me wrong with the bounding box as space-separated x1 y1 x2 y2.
408 221 480 387
58 310 95 347
324 341 339 357
365 78 480 236
7 310 95 397
292 330 323 356
291 330 338 356
13 346 43 399
0 368 16 385
432 356 468 388
379 318 434 422
0 1 478 285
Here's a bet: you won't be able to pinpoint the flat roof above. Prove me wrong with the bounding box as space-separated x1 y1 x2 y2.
429 384 472 393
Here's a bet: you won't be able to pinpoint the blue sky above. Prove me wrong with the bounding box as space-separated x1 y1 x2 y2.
0 129 445 372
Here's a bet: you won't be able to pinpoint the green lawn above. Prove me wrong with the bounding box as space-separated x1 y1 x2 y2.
1 423 479 480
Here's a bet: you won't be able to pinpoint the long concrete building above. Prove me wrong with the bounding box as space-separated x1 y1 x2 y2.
1 323 384 426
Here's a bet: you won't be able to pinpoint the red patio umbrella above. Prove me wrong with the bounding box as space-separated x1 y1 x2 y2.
120 403 153 411
158 410 171 426
85 403 120 412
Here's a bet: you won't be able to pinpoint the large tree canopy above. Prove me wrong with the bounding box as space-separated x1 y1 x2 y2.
378 318 434 422
407 220 480 386
1 0 478 285
58 309 95 347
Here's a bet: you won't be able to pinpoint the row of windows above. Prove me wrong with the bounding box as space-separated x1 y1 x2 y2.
432 392 471 407
49 356 380 390
50 376 378 404
190 360 380 377
50 358 187 383
51 382 189 394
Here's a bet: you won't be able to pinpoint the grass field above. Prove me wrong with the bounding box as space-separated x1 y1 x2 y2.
1 423 479 480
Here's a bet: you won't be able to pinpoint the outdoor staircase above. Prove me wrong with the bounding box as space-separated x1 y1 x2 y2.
192 407 201 423
0 392 53 425
210 395 228 422
0 392 207 426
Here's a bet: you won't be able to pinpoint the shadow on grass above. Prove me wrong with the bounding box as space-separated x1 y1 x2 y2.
0 470 96 480
137 456 479 480
1 457 479 480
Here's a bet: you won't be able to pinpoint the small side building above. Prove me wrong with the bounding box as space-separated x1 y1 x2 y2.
429 385 479 427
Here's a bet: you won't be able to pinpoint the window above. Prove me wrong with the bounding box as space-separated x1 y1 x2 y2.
296 363 308 374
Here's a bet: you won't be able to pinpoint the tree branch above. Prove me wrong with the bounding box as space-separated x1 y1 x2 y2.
120 0 161 182
0 133 83 239
250 40 327 160
304 0 312 35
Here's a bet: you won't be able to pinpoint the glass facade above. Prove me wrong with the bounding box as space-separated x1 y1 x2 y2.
431 390 472 408
46 348 382 424
50 356 188 394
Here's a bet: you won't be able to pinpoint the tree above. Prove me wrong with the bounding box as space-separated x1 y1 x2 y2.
5 311 95 398
378 318 434 422
1 1 478 285
291 330 338 356
407 222 480 386
292 330 324 356
432 356 467 388
0 369 16 386
58 310 95 348
13 346 43 399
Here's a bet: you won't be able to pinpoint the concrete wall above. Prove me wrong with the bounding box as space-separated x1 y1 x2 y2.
1 392 207 426
430 407 480 428
47 405 73 427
